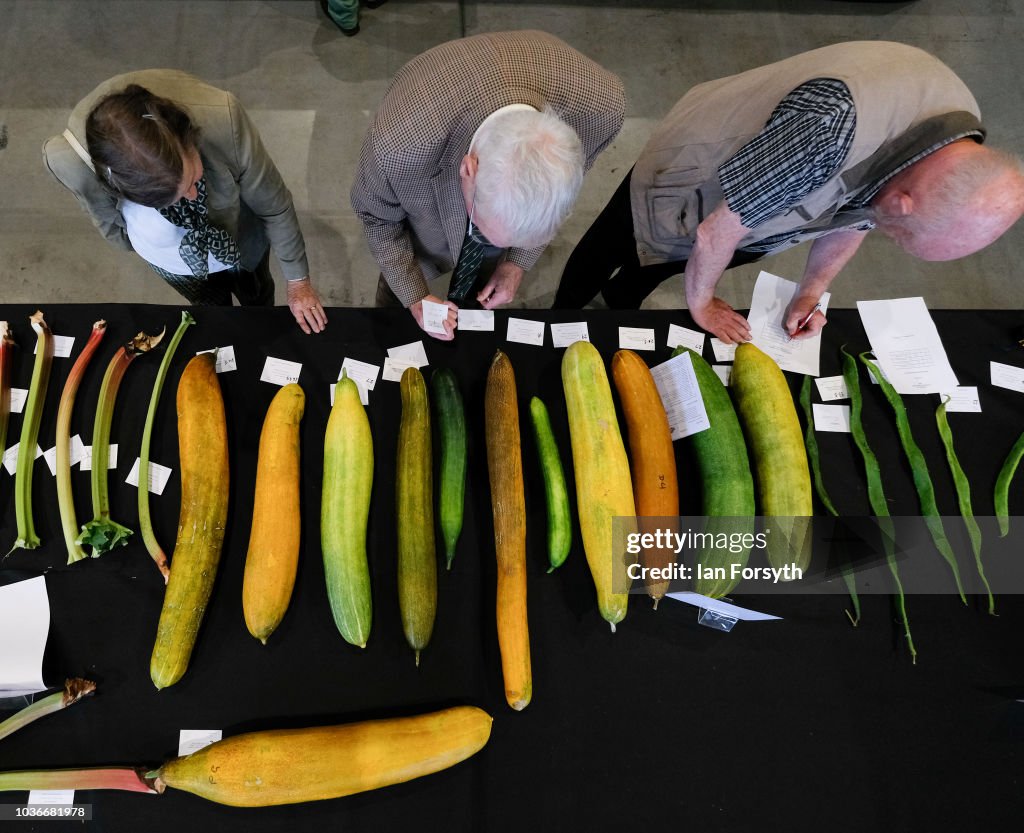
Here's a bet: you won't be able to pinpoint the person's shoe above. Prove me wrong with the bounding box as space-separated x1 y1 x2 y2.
319 0 360 35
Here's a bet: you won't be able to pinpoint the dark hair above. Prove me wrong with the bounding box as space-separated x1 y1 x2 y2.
85 84 200 207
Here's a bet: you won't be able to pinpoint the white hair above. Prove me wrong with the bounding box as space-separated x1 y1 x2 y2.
472 107 584 249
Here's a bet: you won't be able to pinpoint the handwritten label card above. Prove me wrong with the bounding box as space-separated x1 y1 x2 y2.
339 358 380 405
197 346 237 373
939 386 981 413
619 327 656 351
991 361 1024 394
126 458 173 495
35 335 75 358
421 300 450 335
457 310 495 331
550 322 590 348
506 318 545 347
710 338 737 363
814 376 850 402
80 444 118 471
813 403 852 433
10 388 27 413
382 357 419 383
178 729 222 757
3 443 44 475
667 324 705 354
387 341 429 368
260 357 302 386
713 365 732 387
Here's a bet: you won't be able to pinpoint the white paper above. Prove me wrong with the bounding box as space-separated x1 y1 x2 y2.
938 386 981 413
0 576 50 694
126 458 173 495
713 365 732 386
619 326 656 351
70 434 85 467
421 300 450 335
339 358 380 405
27 790 75 805
857 297 958 394
382 357 419 383
815 375 849 402
9 387 27 413
812 403 852 433
991 361 1024 394
649 351 711 440
550 322 590 348
665 591 782 621
197 346 237 373
178 729 223 757
42 446 57 476
3 443 43 475
387 341 429 368
35 334 75 358
260 356 302 386
747 271 830 376
667 323 705 354
710 338 737 363
457 309 495 331
506 317 545 347
80 444 118 471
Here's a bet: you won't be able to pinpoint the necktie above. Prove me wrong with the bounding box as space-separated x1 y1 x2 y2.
448 225 485 303
159 178 240 279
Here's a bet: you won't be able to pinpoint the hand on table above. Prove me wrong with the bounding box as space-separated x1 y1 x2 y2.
692 297 751 344
286 277 327 334
409 294 459 341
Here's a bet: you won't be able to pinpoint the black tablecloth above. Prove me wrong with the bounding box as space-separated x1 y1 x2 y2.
1 303 1022 833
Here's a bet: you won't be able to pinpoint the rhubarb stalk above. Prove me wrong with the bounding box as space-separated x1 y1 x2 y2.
57 321 107 564
0 679 96 742
77 328 165 556
0 321 15 457
11 311 54 552
139 311 195 581
0 767 158 794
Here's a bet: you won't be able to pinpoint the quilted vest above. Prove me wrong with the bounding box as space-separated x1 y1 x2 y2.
630 41 982 265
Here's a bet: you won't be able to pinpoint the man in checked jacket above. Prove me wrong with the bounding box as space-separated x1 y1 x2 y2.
351 30 625 340
554 41 1024 344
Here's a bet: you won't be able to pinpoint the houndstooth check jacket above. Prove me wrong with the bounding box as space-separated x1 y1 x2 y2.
350 30 625 307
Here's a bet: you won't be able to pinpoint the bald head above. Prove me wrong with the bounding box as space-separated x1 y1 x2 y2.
871 140 1024 261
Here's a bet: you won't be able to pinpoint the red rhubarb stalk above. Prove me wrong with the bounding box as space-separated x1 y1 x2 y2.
57 321 107 564
77 328 165 556
0 767 158 794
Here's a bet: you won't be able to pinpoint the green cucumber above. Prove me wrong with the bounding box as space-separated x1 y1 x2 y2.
431 368 466 570
528 396 572 572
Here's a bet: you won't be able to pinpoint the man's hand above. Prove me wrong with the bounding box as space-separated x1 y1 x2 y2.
691 297 751 344
477 261 524 309
784 295 827 340
286 277 327 334
409 294 459 341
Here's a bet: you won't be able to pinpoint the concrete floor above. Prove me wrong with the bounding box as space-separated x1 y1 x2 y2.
1 0 1022 313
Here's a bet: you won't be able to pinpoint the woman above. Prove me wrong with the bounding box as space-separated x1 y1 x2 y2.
43 69 326 334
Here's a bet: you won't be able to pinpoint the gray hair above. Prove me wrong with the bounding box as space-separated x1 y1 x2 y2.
472 107 584 249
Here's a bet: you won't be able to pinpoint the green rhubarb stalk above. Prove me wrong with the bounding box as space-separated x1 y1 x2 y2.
936 398 994 614
11 311 54 552
0 679 96 742
57 321 107 565
77 328 165 556
799 376 859 626
0 767 157 794
994 431 1024 537
0 322 15 458
860 353 966 604
139 311 194 581
842 349 915 662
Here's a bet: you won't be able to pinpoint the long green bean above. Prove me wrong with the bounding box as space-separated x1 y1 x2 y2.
994 431 1024 537
799 376 859 625
860 353 965 604
842 349 915 661
936 399 993 614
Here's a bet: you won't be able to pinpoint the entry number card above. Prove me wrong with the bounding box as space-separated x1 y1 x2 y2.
126 458 173 495
619 327 656 351
812 404 851 433
35 335 75 357
710 338 737 363
666 323 705 354
991 361 1024 394
387 341 429 368
178 729 222 757
421 300 450 335
506 318 545 347
550 322 590 348
3 443 43 475
938 386 981 413
458 310 495 331
260 357 302 386
814 376 849 402
197 346 237 373
339 358 381 405
80 444 118 471
10 388 27 413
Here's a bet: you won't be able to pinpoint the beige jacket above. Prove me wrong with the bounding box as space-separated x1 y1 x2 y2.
42 69 309 279
351 30 625 307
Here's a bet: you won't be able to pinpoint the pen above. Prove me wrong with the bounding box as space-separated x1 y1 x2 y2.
789 302 823 339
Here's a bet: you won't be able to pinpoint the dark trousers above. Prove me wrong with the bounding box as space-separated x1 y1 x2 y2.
553 170 761 309
152 249 274 306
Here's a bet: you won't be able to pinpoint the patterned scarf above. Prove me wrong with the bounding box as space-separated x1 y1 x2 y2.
158 178 240 278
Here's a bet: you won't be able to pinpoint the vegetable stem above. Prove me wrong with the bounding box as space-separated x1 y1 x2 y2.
0 679 96 742
77 328 165 556
140 312 194 581
56 321 107 564
0 767 158 794
11 311 54 553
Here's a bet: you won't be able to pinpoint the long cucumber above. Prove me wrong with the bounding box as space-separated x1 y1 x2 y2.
528 396 572 573
432 368 466 569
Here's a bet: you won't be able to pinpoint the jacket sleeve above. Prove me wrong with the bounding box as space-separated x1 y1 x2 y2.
349 133 431 308
227 94 310 280
41 135 133 252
